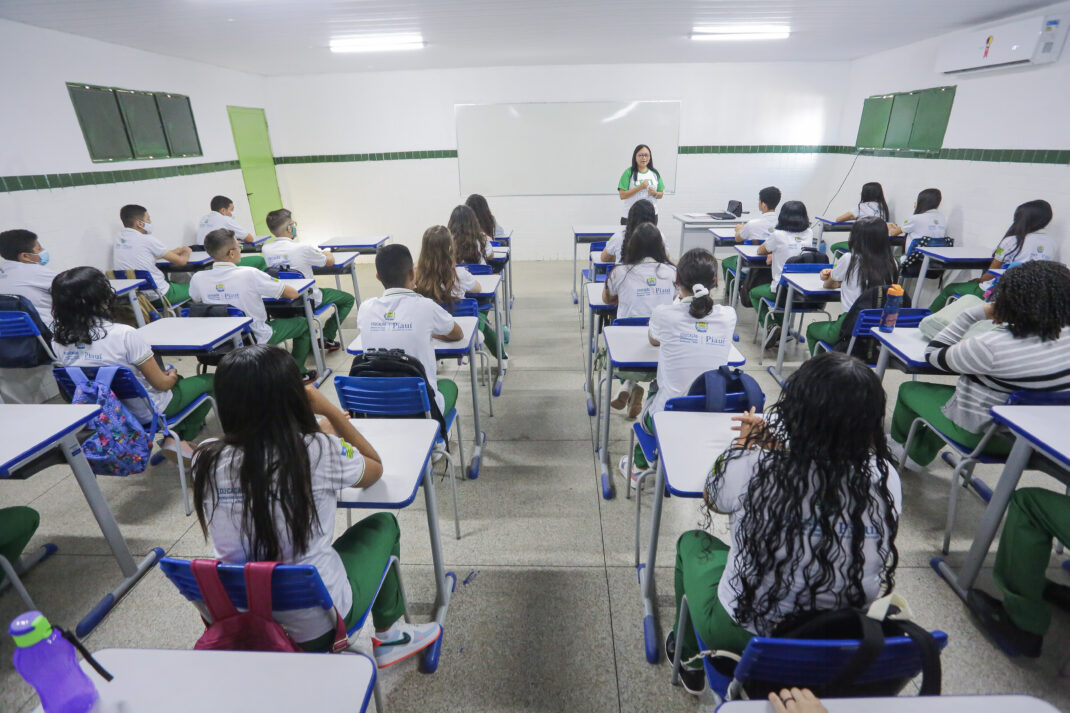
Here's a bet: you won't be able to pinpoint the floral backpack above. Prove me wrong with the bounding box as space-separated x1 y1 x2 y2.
68 366 152 476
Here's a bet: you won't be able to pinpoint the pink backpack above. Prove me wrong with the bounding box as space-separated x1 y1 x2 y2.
191 559 348 653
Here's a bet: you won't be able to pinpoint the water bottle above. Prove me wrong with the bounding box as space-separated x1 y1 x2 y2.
880 284 904 333
10 612 98 713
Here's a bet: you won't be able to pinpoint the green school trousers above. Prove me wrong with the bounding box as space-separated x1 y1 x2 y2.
632 412 655 469
319 288 355 342
929 281 985 312
749 283 782 325
438 379 458 414
0 507 40 585
301 513 407 651
673 531 755 662
163 373 215 441
721 255 738 284
238 256 267 271
804 314 847 357
164 282 190 306
889 381 1011 466
829 241 849 256
269 317 313 369
478 314 507 359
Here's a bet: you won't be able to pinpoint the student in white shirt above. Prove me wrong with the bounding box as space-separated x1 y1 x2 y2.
448 205 494 265
668 352 901 694
620 248 737 483
356 245 464 414
723 186 781 284
604 222 677 419
929 200 1058 311
885 187 947 276
191 344 441 664
749 201 814 322
190 230 318 383
195 195 268 271
617 144 664 224
51 267 214 461
465 193 508 242
413 225 507 361
113 204 193 304
0 229 57 328
262 209 354 352
600 200 660 263
805 217 899 356
835 182 890 223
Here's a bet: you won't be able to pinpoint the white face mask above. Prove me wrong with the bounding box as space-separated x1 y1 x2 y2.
141 220 153 234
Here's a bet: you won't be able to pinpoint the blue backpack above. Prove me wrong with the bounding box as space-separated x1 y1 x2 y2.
68 366 152 476
686 366 766 413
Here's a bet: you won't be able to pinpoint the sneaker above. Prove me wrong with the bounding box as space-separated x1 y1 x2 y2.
664 630 706 695
1043 579 1070 613
372 620 442 668
626 385 645 420
618 456 642 490
158 437 194 463
302 370 319 385
966 588 1042 657
318 339 341 353
610 389 630 411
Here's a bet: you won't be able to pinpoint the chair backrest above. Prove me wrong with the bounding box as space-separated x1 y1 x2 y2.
53 365 152 405
1007 390 1070 406
447 297 480 318
664 393 756 413
458 263 493 275
589 241 607 255
277 270 304 280
849 308 930 338
334 375 432 418
107 268 161 292
160 556 334 614
612 316 649 327
774 256 832 310
182 305 248 318
904 236 953 257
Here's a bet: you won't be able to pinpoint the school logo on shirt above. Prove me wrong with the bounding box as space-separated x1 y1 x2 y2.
1037 246 1045 253
340 439 356 459
696 321 708 333
385 311 396 321
215 283 226 292
646 276 657 286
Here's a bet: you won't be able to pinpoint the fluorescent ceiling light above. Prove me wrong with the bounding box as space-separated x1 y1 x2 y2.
330 33 425 53
691 25 790 41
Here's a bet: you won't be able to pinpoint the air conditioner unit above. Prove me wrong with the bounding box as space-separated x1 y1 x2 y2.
936 14 1067 74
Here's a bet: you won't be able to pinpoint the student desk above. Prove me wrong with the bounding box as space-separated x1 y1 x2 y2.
728 244 768 311
489 245 513 330
0 405 162 637
933 405 1070 604
239 235 271 252
136 316 251 355
313 250 361 303
871 327 945 381
318 235 391 254
29 648 377 713
336 419 454 654
596 326 745 499
716 695 1059 713
467 274 507 397
265 278 327 384
156 250 213 275
109 278 148 327
673 213 742 258
813 216 853 249
580 251 616 322
585 282 616 417
768 273 840 384
638 411 743 663
347 316 486 478
571 225 618 304
909 246 993 306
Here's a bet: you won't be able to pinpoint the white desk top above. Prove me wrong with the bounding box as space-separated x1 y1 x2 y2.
467 273 502 297
991 405 1070 468
336 419 439 508
158 251 212 267
0 404 101 477
249 235 270 246
716 695 1058 713
109 278 146 295
603 325 745 368
30 648 376 713
136 316 251 352
572 224 619 237
916 246 993 262
317 251 358 268
869 327 932 368
491 247 510 259
654 412 743 497
782 272 841 297
265 278 315 303
815 216 853 226
346 315 478 357
676 213 743 225
318 236 390 251
587 282 612 309
708 227 736 240
734 244 766 260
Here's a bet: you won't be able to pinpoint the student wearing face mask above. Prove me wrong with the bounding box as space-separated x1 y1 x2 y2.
0 229 57 328
195 196 267 271
113 204 193 305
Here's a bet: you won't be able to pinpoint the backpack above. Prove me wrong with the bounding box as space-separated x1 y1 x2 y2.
0 294 54 368
770 252 831 310
68 366 152 476
834 285 914 363
186 303 248 372
900 236 955 278
348 348 449 441
686 366 766 413
191 560 348 653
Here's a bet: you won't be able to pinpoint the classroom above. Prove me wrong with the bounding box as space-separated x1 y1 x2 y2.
1 1 1069 711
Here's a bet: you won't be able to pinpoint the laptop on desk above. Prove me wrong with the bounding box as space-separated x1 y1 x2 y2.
708 200 744 221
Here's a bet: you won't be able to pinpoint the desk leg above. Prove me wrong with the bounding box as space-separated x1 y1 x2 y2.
875 344 891 381
911 255 932 307
467 340 486 479
507 253 515 310
600 361 615 499
128 291 146 328
678 224 686 262
586 309 597 417
302 293 329 383
639 457 666 663
63 433 162 636
503 258 512 330
491 287 505 397
349 260 361 304
422 460 455 626
769 285 795 383
571 236 579 304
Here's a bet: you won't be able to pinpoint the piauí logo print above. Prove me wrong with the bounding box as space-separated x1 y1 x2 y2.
696 322 708 333
385 311 396 321
646 277 657 286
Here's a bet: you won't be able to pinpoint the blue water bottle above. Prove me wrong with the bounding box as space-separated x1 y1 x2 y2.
880 284 904 333
10 612 99 713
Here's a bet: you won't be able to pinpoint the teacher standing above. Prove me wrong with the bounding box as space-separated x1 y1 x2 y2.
617 144 664 225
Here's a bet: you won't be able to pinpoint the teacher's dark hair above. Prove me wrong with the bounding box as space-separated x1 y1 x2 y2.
629 144 660 184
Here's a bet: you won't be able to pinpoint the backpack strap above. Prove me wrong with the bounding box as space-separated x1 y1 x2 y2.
191 559 240 623
737 371 766 413
703 368 728 412
68 367 90 389
890 618 942 695
243 561 278 621
94 366 119 392
820 610 885 694
329 609 349 653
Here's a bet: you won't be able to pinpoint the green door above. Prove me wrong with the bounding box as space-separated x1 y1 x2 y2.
227 106 283 236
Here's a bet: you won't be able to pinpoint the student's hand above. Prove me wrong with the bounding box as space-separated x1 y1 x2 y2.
305 385 335 416
647 184 658 196
165 366 178 378
819 268 832 280
766 255 773 265
768 688 827 713
731 407 765 444
179 246 193 256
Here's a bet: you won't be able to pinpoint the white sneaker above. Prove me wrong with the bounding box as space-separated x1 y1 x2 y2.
372 620 442 668
618 456 643 489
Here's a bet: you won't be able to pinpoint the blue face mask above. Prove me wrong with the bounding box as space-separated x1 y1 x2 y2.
35 250 50 266
288 223 297 238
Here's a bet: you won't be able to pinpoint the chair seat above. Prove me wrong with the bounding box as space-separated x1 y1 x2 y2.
314 302 337 317
632 423 658 464
164 393 212 426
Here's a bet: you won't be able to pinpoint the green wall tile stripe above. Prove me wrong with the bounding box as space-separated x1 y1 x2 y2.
273 150 458 165
0 160 240 193
678 145 1070 164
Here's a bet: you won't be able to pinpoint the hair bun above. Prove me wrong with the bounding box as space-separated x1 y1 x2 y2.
692 283 710 299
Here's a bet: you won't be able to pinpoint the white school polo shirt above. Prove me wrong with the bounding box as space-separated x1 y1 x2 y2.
762 228 814 285
356 288 457 412
53 321 169 422
992 231 1059 264
739 211 778 244
830 253 861 313
0 259 57 328
899 210 946 241
189 262 286 344
857 201 884 219
647 301 737 415
113 227 169 298
605 260 676 318
451 266 479 300
196 211 251 245
262 237 329 303
200 433 366 643
603 229 668 261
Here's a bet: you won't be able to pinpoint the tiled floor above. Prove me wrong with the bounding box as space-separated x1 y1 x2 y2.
3 260 1070 712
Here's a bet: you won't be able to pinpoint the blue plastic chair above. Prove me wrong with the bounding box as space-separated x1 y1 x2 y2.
446 298 493 417
334 376 463 539
0 310 56 367
580 242 613 321
813 308 930 366
53 366 217 516
756 261 832 363
901 236 954 279
458 263 493 276
275 270 343 361
107 268 179 318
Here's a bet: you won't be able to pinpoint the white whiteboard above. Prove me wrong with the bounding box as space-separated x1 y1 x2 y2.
455 101 680 197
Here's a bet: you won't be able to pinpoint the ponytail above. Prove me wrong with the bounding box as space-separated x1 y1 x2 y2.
677 248 718 319
688 283 714 319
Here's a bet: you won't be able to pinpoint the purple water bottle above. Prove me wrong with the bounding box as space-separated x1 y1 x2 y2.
10 611 98 713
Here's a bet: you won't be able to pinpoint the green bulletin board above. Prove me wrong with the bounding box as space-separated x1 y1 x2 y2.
156 93 202 157
855 96 893 149
908 86 957 151
67 84 134 162
854 85 956 152
116 89 170 158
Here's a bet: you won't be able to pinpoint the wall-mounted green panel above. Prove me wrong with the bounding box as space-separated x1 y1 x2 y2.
908 86 956 151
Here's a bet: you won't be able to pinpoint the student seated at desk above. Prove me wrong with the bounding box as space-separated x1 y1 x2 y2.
805 217 898 356
604 222 676 419
668 352 901 694
195 195 267 271
620 248 735 481
722 186 780 284
885 187 947 273
600 200 657 263
189 229 318 384
0 228 56 329
834 181 890 223
113 204 193 306
928 200 1057 312
51 267 215 461
413 225 506 360
262 208 354 352
465 193 509 240
749 201 814 325
889 261 1070 469
356 244 464 414
448 205 494 265
192 344 441 664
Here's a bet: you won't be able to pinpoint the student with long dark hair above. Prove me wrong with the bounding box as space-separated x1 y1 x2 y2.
465 194 506 240
192 345 441 665
51 266 214 461
601 199 660 262
805 217 898 356
617 144 664 225
449 204 493 264
887 188 947 277
749 201 814 323
604 222 677 418
668 352 901 694
928 200 1057 311
836 182 890 222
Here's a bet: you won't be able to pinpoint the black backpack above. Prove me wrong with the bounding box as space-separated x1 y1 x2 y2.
686 366 766 413
0 294 54 368
348 348 448 441
186 303 250 373
833 285 913 363
770 252 831 310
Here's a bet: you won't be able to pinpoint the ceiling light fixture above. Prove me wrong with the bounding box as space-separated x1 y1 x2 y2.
691 25 790 41
330 33 425 53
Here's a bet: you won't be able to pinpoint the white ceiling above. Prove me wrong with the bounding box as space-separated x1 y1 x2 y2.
0 0 1061 76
